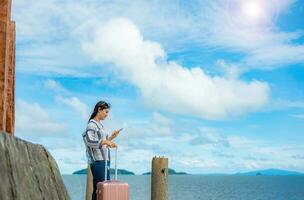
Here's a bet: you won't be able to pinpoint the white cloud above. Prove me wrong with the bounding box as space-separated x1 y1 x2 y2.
23 111 304 174
289 114 304 119
101 114 304 174
189 127 230 147
15 100 66 136
201 0 295 48
190 0 304 69
167 132 304 173
43 79 89 119
51 146 88 174
179 158 218 169
285 101 304 108
269 99 304 111
13 0 304 77
44 79 69 94
83 18 270 120
152 112 173 126
55 96 89 119
12 0 304 174
244 44 304 69
227 135 260 149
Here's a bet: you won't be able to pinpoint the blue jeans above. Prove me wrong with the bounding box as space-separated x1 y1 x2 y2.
90 160 110 200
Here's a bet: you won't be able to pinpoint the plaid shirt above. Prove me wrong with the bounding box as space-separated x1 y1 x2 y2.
82 119 110 163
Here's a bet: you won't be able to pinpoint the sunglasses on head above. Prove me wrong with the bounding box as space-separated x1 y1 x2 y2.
99 102 110 108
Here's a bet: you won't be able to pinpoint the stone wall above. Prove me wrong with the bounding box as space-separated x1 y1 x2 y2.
0 0 15 135
0 132 70 200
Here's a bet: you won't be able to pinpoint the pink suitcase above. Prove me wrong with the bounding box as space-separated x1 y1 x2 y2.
96 148 129 200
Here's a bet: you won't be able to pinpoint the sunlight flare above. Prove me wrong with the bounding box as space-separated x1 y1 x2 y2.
241 1 264 21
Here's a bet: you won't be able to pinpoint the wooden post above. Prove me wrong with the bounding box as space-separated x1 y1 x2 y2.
151 156 168 200
86 164 93 200
5 20 15 134
0 0 15 135
0 0 11 132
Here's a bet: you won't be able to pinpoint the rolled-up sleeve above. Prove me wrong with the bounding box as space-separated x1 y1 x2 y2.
83 124 102 149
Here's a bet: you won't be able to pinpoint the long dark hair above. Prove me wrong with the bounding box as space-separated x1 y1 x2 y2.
89 101 111 121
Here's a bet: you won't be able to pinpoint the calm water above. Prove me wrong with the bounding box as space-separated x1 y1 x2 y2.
62 175 304 200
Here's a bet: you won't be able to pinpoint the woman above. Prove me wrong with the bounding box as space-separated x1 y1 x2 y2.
82 101 122 200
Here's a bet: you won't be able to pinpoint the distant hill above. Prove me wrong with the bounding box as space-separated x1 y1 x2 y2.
142 168 189 175
73 168 135 175
73 168 302 176
235 169 304 176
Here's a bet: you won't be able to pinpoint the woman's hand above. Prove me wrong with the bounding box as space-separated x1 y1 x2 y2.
110 128 123 140
101 140 117 148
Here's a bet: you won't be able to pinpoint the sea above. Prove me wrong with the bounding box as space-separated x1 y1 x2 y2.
62 175 304 200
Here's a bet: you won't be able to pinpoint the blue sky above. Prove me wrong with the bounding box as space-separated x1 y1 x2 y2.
12 0 304 174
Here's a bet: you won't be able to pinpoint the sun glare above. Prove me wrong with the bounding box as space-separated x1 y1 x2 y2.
241 1 263 21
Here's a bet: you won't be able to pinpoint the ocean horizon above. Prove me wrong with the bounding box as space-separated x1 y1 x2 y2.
62 174 304 200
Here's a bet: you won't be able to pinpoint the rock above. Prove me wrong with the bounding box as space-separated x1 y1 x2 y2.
0 132 70 200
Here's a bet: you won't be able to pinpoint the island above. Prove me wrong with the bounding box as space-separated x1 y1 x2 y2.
235 168 304 176
73 168 135 175
142 168 189 175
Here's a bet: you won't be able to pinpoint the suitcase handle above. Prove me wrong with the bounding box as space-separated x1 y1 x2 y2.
104 147 118 180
